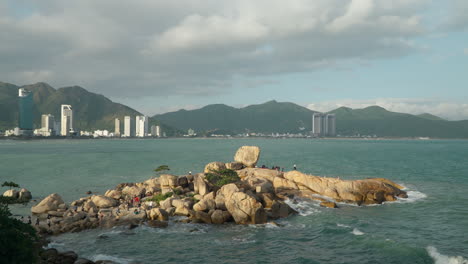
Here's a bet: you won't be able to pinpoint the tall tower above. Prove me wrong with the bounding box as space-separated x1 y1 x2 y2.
41 114 55 131
114 118 121 137
136 116 148 137
326 114 336 136
312 113 323 136
61 105 73 136
18 88 33 133
124 116 134 137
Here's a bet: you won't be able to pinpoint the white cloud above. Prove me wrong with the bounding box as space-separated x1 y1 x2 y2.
0 0 429 98
307 98 468 120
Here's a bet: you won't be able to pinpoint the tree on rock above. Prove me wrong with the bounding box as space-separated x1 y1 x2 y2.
1 181 19 190
154 165 170 174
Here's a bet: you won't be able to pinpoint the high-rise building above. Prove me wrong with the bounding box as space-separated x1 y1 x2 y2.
312 113 323 136
18 88 34 133
325 114 336 136
124 116 135 137
312 113 336 137
114 118 121 137
61 105 73 136
42 114 55 131
151 125 161 137
136 116 148 137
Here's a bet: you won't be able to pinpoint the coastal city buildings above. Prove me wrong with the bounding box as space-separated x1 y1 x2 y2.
18 88 34 136
312 113 336 137
124 116 135 137
60 105 73 136
114 118 121 137
136 116 149 137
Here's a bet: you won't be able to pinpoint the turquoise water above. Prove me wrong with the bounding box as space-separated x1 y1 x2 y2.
1 138 468 264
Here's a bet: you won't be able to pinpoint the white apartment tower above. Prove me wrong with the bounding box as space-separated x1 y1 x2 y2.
61 105 73 136
114 118 121 137
124 116 135 137
136 116 148 137
151 125 161 137
41 114 55 132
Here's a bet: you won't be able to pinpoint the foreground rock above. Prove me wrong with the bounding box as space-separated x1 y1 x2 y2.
30 145 406 236
2 188 32 203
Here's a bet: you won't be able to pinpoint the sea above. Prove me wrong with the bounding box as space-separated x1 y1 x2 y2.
1 138 467 264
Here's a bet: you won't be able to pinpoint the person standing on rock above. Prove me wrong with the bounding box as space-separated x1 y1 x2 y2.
28 216 32 225
35 218 39 226
47 218 51 228
293 164 297 170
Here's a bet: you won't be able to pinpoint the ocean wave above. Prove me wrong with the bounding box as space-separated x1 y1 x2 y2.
336 223 351 228
351 228 365 236
91 254 134 264
427 246 468 264
396 190 427 203
284 198 320 216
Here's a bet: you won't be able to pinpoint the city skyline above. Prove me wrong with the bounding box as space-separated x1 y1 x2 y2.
0 1 467 120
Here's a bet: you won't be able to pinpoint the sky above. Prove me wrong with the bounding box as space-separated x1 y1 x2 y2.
1 0 468 120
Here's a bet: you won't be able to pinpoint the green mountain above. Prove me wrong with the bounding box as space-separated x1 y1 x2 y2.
154 102 468 138
417 113 446 121
0 82 176 135
153 100 316 134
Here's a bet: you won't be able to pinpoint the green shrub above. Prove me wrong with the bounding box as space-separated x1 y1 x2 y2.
0 198 38 263
205 169 240 187
146 192 173 204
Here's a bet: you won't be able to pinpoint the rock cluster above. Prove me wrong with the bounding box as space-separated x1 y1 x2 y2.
30 145 406 236
2 188 32 203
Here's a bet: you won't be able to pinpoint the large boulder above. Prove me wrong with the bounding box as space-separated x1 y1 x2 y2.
237 168 282 182
270 200 293 219
193 197 216 212
243 176 273 194
19 188 32 201
3 189 19 199
234 146 261 168
121 186 145 199
283 171 407 205
148 208 169 221
159 174 178 187
204 162 226 173
273 177 299 192
90 195 118 208
211 210 231 224
194 174 209 196
31 193 65 214
104 190 122 200
225 162 244 170
217 184 267 224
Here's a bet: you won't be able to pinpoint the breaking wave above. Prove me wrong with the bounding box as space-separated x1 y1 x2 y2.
427 246 468 264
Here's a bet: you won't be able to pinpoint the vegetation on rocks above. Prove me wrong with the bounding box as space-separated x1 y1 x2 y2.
0 197 39 263
147 192 173 204
205 169 240 187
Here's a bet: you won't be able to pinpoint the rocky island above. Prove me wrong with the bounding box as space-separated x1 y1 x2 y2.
30 145 407 238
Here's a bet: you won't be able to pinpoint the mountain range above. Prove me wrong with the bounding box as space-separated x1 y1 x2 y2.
154 101 468 138
2 81 468 138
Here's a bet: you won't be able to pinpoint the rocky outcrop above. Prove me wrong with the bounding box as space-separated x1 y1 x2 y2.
18 188 32 201
31 193 65 214
194 174 210 196
225 162 244 170
3 189 18 199
104 190 122 200
282 171 407 205
237 168 282 182
234 146 260 168
90 195 118 208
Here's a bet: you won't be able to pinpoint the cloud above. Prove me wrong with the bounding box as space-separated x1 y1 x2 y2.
464 48 468 55
0 0 429 98
440 0 468 31
307 98 468 120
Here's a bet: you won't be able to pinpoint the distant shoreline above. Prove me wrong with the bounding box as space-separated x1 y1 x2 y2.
1 136 467 141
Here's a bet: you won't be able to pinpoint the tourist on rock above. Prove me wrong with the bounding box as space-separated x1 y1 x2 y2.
28 216 31 225
35 218 39 226
293 164 297 170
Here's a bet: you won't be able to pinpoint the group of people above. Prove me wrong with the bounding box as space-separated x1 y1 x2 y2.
258 164 297 171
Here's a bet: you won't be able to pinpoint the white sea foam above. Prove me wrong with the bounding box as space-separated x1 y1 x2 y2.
337 223 351 228
351 228 365 236
92 254 133 264
396 190 427 203
284 198 320 216
427 246 468 264
47 242 65 248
